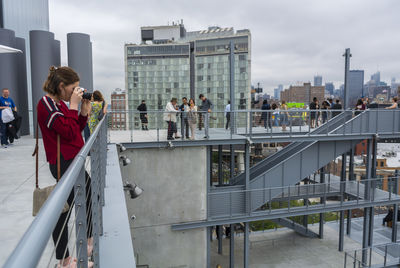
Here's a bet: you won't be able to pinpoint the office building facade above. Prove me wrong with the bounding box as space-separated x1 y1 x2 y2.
125 24 251 129
346 70 364 109
111 88 127 130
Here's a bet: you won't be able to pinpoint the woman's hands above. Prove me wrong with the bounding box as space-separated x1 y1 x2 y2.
69 87 83 111
80 99 92 117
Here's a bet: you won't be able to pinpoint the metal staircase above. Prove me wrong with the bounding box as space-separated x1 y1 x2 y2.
209 110 400 218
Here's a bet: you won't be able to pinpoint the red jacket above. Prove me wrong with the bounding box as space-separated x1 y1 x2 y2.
37 96 88 164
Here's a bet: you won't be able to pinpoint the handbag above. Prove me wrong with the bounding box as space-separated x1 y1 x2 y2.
1 107 14 123
32 123 69 216
97 101 105 121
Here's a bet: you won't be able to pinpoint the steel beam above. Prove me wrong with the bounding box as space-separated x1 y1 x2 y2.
368 206 374 247
229 41 236 135
245 144 250 213
339 210 345 251
230 224 234 268
362 207 370 264
230 145 235 185
346 210 352 235
244 222 249 268
206 227 211 267
392 204 398 243
172 199 400 231
217 226 222 254
320 168 325 239
218 145 223 185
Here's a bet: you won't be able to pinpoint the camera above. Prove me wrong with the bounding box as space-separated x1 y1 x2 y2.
79 87 92 100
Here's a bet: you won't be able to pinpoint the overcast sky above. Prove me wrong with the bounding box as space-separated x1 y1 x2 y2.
49 0 400 100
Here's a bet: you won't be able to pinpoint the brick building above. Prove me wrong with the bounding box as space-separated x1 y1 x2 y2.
111 88 127 130
280 82 325 105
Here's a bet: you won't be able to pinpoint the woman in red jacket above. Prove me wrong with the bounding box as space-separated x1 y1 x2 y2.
37 66 93 268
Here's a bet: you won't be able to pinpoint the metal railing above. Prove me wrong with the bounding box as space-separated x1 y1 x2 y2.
208 177 400 219
344 243 400 267
4 117 107 268
107 109 400 143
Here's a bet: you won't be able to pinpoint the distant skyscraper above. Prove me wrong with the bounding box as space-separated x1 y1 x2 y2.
314 75 322 86
370 71 380 84
346 70 364 109
125 24 251 128
325 82 334 95
273 84 283 99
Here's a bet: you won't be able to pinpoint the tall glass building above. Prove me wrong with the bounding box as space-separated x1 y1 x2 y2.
125 25 251 129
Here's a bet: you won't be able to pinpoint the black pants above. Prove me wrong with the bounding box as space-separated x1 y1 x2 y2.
225 114 230 129
181 117 189 138
49 155 93 260
167 121 177 139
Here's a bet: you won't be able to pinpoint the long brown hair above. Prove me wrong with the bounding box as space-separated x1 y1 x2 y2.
93 90 104 102
42 66 80 97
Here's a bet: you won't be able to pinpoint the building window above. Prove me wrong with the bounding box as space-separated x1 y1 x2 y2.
174 82 179 89
166 88 171 93
240 67 246 73
239 55 246 61
217 93 224 99
207 75 211 81
208 63 212 69
207 87 211 93
197 75 204 82
197 63 204 69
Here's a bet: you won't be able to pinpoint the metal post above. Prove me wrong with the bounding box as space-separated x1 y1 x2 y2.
229 41 236 135
392 204 398 242
319 167 325 239
347 148 354 235
347 209 352 235
217 226 223 255
230 145 235 185
362 207 370 265
90 144 100 267
368 207 374 246
349 149 354 181
209 145 213 187
343 48 352 109
245 143 250 213
75 166 89 268
362 139 372 264
244 222 249 268
339 210 345 251
230 224 234 268
205 112 209 139
218 145 223 185
206 227 211 268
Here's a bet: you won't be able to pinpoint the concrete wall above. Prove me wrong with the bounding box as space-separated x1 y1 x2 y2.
121 146 207 268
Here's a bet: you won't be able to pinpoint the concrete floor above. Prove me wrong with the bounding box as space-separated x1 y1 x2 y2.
211 225 362 268
0 136 73 267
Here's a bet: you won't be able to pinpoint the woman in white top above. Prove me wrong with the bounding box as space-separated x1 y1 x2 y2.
188 98 198 140
385 97 398 109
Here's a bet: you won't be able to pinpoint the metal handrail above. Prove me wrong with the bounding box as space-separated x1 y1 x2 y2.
4 118 107 268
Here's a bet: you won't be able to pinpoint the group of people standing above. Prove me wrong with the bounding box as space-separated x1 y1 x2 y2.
258 97 344 130
137 94 213 140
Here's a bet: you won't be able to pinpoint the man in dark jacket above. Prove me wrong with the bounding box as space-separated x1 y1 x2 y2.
332 99 342 118
137 100 148 130
261 100 271 129
179 97 190 139
198 94 213 138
